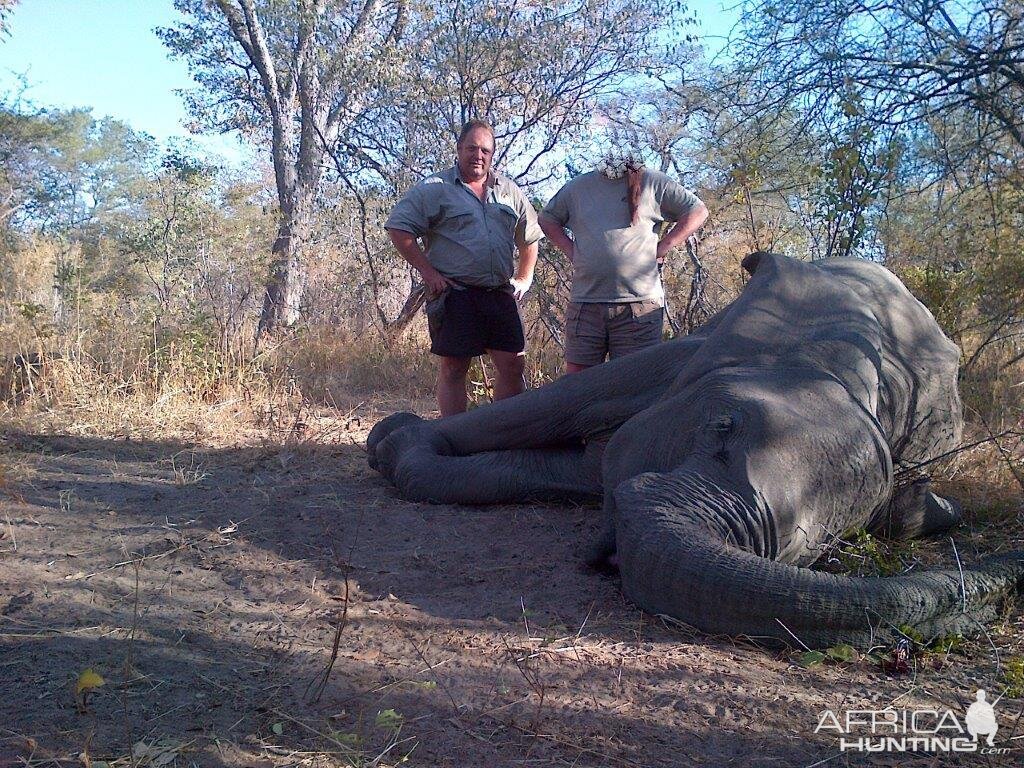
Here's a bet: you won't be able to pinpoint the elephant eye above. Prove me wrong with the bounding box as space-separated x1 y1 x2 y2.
712 414 735 434
710 412 737 464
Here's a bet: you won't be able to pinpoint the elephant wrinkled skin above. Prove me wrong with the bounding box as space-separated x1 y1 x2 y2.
368 252 1024 648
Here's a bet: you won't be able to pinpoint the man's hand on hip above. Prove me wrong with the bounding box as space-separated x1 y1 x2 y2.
387 228 455 298
422 266 455 297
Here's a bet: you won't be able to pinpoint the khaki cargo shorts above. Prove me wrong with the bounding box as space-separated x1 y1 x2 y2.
564 299 665 367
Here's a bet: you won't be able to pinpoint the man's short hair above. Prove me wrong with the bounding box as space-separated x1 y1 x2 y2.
457 119 495 146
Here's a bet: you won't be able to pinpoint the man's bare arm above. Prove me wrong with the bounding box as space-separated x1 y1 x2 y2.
510 240 539 300
538 213 575 263
656 202 709 262
386 228 454 296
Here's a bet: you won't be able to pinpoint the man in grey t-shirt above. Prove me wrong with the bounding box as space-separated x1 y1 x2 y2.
539 153 708 372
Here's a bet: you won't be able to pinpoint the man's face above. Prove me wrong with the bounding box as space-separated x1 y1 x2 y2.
456 127 495 182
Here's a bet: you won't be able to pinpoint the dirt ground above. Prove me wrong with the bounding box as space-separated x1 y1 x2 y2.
2 402 1022 767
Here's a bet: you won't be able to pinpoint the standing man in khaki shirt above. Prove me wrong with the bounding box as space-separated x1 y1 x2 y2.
386 120 542 416
539 151 708 372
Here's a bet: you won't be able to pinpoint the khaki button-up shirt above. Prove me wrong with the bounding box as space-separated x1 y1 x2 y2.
385 166 542 289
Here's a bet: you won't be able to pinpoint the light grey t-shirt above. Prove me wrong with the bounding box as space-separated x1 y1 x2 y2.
385 166 542 289
542 170 703 302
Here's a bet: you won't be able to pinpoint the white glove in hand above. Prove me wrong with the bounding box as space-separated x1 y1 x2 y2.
510 275 533 301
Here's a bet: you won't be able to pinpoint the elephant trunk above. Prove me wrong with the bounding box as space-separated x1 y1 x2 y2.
614 470 1024 648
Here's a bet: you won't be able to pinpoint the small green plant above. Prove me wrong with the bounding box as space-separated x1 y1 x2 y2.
837 528 914 576
1002 657 1024 697
330 730 362 747
925 633 964 655
375 708 404 731
797 644 860 668
897 624 924 645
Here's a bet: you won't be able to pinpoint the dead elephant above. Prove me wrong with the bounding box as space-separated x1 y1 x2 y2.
368 252 1024 648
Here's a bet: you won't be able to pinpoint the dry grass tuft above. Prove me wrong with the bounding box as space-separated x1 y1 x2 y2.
0 320 441 445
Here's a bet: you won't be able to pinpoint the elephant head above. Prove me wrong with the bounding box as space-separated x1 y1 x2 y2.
608 367 1017 648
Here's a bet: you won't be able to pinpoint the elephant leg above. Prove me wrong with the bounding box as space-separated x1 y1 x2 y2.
369 336 706 503
436 335 706 453
382 439 603 504
874 476 963 540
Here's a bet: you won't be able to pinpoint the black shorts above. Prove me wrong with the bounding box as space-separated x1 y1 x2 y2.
426 285 525 358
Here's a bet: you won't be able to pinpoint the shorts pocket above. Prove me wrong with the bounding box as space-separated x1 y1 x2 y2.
630 298 664 321
565 302 586 335
425 290 449 337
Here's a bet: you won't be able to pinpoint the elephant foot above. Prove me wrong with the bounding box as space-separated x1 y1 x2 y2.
367 412 424 471
924 491 962 532
369 415 457 501
879 477 962 540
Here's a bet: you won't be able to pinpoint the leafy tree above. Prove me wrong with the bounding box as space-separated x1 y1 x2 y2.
0 104 154 323
158 0 409 337
22 110 152 236
0 101 57 230
115 149 273 360
352 0 692 185
729 0 1024 152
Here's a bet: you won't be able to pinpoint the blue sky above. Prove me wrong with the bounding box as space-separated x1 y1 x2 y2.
0 0 739 167
0 0 251 163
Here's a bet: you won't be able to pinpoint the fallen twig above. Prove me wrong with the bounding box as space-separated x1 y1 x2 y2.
303 565 349 704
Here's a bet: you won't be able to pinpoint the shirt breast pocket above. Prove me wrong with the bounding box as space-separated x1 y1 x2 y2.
488 202 520 239
490 202 519 223
444 203 478 231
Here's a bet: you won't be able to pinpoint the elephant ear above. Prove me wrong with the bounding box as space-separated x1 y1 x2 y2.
741 251 784 276
741 252 764 275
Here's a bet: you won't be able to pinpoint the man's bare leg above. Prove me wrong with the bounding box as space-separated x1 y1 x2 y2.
487 348 526 401
438 356 472 417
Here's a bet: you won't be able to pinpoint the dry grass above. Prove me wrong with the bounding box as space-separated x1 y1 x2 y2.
936 429 1024 553
281 326 437 404
0 307 582 447
0 319 431 445
1 350 264 444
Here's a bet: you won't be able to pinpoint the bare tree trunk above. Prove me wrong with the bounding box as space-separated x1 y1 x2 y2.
52 246 73 329
257 188 314 337
385 281 427 339
258 224 305 335
51 273 65 327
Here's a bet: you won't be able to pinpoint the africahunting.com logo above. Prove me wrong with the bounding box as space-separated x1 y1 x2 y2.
815 689 1017 754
